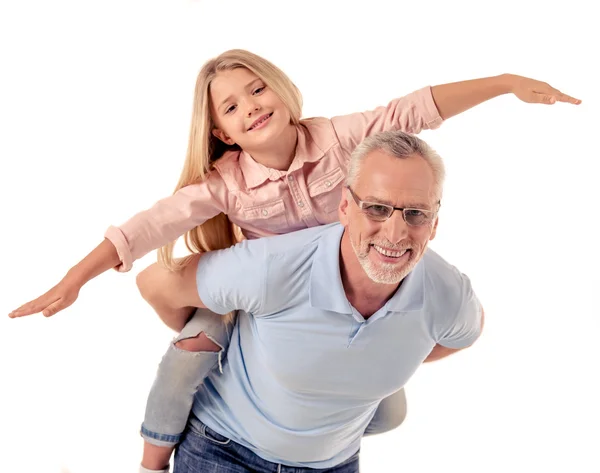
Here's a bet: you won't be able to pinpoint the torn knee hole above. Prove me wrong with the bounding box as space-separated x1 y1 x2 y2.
175 332 222 353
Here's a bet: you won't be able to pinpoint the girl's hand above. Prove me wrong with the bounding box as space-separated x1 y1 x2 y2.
508 74 581 105
9 277 81 318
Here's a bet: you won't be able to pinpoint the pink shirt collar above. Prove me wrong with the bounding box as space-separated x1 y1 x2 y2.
238 124 326 189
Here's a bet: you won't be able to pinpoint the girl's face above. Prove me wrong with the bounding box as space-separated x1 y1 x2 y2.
209 67 292 153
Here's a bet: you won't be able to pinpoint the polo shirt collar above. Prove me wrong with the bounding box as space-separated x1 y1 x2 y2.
309 224 426 314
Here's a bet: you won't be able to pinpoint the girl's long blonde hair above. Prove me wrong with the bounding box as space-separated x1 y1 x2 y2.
158 49 303 322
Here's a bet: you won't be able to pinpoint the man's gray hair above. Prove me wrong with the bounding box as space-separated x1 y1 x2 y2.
346 130 445 200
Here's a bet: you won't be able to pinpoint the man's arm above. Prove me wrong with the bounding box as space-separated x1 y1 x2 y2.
423 344 462 363
424 308 485 363
137 254 207 332
137 235 267 332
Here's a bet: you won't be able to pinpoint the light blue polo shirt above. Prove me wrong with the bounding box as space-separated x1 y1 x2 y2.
192 222 482 468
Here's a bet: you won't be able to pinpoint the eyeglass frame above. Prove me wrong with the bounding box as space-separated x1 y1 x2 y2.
345 186 440 226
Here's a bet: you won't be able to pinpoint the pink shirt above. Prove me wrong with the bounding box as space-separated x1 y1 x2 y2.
105 86 443 272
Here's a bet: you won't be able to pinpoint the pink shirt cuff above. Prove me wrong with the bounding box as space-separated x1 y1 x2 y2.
420 86 444 130
104 226 134 273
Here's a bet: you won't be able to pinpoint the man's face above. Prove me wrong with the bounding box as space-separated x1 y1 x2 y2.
339 150 440 285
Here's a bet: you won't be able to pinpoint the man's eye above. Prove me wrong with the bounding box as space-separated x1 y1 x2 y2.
365 204 390 216
406 209 425 217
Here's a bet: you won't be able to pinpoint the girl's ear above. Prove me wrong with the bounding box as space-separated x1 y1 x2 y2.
212 128 235 145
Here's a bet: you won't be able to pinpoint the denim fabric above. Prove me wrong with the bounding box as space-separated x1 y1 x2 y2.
174 416 360 473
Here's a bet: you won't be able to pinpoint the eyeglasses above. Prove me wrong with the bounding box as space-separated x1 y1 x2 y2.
346 186 439 226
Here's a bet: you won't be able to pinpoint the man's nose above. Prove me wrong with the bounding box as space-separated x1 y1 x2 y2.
382 210 409 244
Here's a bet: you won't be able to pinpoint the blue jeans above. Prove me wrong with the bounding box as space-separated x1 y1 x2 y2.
142 309 407 447
174 417 360 473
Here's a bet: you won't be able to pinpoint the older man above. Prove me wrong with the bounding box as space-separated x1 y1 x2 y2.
161 130 484 472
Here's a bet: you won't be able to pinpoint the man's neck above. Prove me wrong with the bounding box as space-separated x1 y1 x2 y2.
339 232 401 319
246 125 298 171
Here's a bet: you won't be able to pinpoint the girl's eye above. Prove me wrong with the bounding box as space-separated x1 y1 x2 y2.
253 86 265 95
225 105 237 114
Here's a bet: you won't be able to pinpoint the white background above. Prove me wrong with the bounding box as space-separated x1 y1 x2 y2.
1 1 598 472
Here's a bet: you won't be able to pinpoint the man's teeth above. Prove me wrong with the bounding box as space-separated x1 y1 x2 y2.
373 245 407 258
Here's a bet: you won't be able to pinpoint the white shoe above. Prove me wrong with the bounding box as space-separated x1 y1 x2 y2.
139 464 170 473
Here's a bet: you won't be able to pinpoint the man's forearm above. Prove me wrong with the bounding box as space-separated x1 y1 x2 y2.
423 344 462 363
425 309 485 363
145 298 196 332
431 74 515 120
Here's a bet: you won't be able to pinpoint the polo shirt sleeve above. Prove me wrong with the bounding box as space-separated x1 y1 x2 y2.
436 272 483 349
196 238 267 315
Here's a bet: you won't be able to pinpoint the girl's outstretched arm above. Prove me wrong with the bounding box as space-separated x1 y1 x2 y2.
431 73 581 120
9 174 229 319
9 238 120 318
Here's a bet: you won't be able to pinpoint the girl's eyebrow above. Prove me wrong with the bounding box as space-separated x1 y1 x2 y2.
218 79 263 110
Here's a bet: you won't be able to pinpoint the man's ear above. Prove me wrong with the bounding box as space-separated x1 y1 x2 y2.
429 216 439 241
212 128 235 145
338 189 350 226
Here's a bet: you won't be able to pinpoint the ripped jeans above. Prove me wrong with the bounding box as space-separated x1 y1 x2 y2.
140 308 408 447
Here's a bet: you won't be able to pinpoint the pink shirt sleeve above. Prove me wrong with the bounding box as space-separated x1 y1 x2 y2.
330 86 443 156
104 172 231 272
